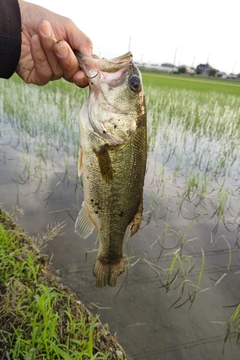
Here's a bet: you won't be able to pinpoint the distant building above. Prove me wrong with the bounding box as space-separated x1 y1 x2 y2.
177 65 195 74
216 71 226 78
139 63 178 73
161 63 178 72
226 73 237 79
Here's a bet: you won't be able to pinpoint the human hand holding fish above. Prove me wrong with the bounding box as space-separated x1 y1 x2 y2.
16 0 92 86
74 51 147 288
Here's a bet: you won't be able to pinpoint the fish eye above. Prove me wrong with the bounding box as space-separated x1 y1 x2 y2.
128 75 141 92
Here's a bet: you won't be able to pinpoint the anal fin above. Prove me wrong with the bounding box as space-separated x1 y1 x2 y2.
128 195 143 237
75 202 95 239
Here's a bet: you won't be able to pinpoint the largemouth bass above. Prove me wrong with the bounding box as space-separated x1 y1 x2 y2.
75 51 147 287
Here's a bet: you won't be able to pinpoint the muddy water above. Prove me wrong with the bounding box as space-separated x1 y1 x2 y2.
1 80 240 359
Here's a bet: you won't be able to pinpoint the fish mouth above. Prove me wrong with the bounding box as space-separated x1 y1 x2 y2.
74 51 99 79
74 51 133 79
76 51 136 144
98 52 133 72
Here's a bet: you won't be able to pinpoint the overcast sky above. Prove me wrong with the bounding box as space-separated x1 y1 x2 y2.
30 0 240 74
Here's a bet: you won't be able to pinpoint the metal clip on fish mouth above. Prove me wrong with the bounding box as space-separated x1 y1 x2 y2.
74 50 99 79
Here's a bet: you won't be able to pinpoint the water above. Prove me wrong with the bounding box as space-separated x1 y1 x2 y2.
0 76 240 359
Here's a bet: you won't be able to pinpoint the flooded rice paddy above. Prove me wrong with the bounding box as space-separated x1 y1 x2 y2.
0 74 240 359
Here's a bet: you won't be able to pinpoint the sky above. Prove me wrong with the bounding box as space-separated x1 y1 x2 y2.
30 0 240 74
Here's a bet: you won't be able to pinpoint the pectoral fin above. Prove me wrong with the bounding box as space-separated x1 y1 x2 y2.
94 146 113 182
75 202 95 239
128 195 143 236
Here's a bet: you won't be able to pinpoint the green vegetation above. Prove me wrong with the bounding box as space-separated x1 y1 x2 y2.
225 304 240 344
0 207 127 360
141 72 240 340
1 72 240 350
142 72 240 95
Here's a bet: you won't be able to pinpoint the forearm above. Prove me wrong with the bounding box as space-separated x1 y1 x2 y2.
0 0 21 79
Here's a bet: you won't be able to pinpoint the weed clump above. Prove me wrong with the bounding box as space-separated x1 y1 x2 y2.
0 207 128 360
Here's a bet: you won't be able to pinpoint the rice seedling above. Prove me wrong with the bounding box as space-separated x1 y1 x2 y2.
211 234 232 271
224 303 240 347
137 73 240 315
0 75 86 189
228 304 240 332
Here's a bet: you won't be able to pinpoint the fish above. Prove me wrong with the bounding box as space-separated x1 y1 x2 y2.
74 51 147 287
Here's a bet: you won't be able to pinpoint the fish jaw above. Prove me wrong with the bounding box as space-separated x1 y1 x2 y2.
75 51 138 144
74 51 99 79
75 51 133 78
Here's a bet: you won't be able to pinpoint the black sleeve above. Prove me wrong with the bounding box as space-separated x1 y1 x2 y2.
0 0 22 79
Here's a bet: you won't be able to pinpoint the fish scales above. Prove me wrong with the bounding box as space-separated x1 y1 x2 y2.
75 51 147 287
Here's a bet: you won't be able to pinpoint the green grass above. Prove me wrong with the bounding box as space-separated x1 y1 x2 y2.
0 207 127 360
142 72 240 95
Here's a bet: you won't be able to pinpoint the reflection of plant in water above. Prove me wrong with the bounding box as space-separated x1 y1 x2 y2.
33 221 66 250
170 249 206 309
114 237 203 305
142 234 206 309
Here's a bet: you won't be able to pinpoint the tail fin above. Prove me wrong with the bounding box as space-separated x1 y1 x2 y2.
93 257 124 287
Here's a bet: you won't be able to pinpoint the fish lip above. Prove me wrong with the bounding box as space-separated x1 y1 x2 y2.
74 50 99 79
74 50 133 79
98 52 133 72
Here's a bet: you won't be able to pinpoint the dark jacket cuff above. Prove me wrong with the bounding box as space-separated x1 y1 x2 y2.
0 0 22 79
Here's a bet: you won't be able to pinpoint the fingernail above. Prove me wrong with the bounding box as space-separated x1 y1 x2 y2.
41 20 52 37
55 41 68 58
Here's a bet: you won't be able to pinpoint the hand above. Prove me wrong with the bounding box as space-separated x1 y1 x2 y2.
17 0 93 86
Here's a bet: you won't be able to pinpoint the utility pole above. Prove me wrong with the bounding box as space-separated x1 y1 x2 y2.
128 37 131 52
192 56 195 68
173 47 177 72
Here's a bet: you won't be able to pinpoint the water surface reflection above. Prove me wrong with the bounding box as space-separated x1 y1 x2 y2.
1 77 240 359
